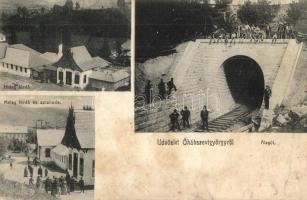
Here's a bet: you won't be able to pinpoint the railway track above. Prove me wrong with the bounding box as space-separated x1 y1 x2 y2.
194 106 253 132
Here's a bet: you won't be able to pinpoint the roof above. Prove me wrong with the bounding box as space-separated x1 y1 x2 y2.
78 56 110 71
1 44 52 68
71 46 92 66
74 110 95 149
0 125 27 134
40 52 60 63
89 69 130 83
121 40 131 50
37 129 65 147
51 144 69 156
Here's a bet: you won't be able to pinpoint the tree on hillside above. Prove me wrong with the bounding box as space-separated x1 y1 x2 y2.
215 0 232 11
100 40 111 59
285 2 304 27
237 0 278 25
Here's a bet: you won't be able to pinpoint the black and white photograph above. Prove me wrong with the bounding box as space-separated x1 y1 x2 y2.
135 0 307 133
0 95 95 200
0 0 131 91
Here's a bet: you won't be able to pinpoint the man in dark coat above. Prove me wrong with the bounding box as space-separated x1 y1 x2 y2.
158 79 166 100
200 106 209 131
79 177 85 193
167 78 177 96
45 168 48 177
181 106 191 129
38 166 43 177
264 85 272 109
169 109 181 131
45 177 51 193
28 165 33 177
145 80 153 104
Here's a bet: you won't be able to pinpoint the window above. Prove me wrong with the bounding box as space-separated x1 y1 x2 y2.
20 67 23 72
79 158 84 176
69 154 72 170
25 68 27 73
6 63 8 68
15 66 18 71
83 75 87 84
45 148 51 158
92 160 95 177
11 64 13 69
75 74 80 84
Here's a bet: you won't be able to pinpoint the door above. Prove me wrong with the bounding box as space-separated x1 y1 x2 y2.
73 153 78 177
66 71 72 85
59 71 63 84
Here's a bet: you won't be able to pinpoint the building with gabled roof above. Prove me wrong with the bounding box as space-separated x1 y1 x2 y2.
54 45 111 89
89 68 130 91
51 107 95 186
36 129 65 162
0 43 52 78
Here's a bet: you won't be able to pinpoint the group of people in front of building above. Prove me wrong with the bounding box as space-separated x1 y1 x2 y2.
21 156 85 196
145 78 177 104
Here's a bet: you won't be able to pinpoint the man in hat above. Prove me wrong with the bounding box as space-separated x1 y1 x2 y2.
158 78 166 100
181 106 191 129
169 109 181 131
200 106 209 131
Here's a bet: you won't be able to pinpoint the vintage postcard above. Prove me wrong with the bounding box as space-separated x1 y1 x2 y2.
0 0 131 91
0 95 95 200
135 0 307 133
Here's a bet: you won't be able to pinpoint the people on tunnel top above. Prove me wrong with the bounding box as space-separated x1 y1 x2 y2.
145 80 153 104
200 105 209 131
264 85 272 110
180 106 191 129
167 78 177 96
169 109 181 132
158 78 166 100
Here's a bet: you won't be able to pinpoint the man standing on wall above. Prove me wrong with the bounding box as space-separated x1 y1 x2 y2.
145 80 153 104
200 105 209 131
264 85 272 109
158 79 166 100
167 78 177 96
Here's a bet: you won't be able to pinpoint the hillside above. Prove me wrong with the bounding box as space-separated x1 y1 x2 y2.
0 104 68 128
0 0 118 10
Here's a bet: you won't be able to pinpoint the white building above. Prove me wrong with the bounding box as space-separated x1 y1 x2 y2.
36 129 65 162
51 108 95 186
0 125 28 140
0 44 52 78
54 46 110 89
89 68 130 91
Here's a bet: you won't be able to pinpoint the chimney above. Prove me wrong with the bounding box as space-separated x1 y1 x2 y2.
58 44 63 58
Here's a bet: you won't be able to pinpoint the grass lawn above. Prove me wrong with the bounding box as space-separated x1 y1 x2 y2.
0 173 54 200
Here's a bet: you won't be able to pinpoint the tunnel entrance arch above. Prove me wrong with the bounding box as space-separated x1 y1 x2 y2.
221 55 265 109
